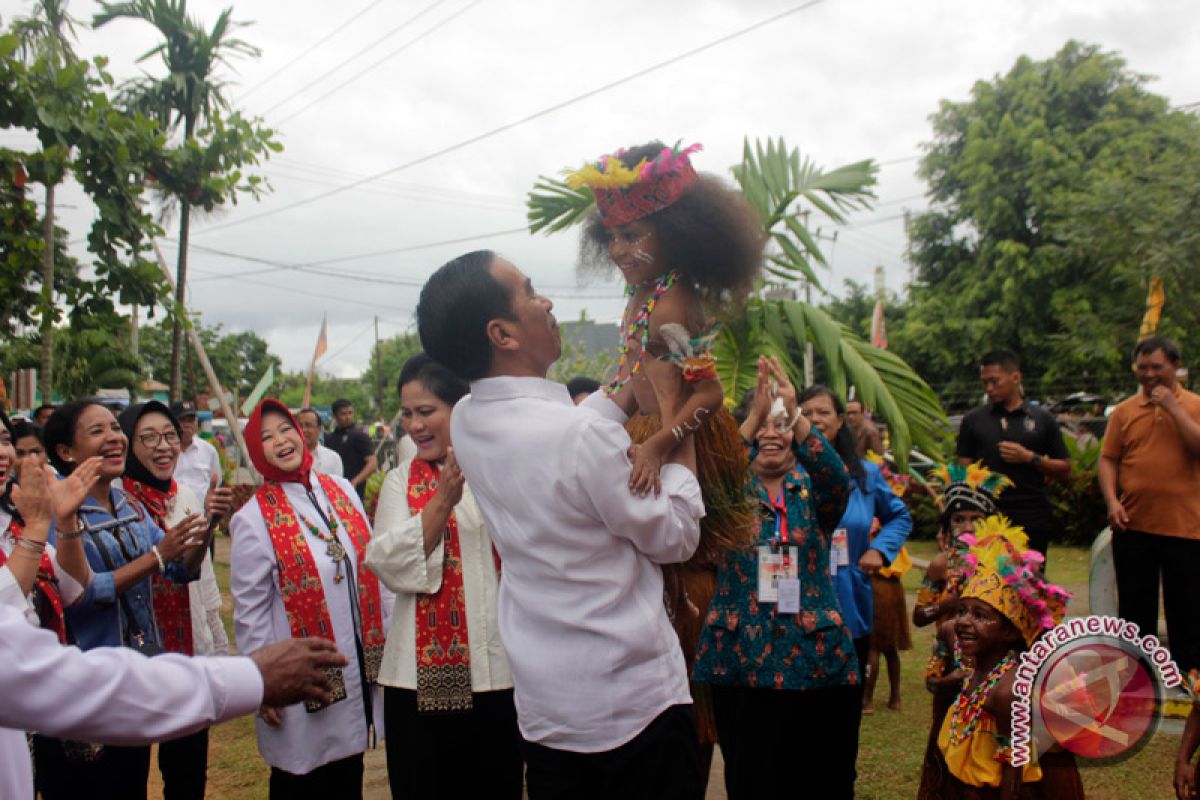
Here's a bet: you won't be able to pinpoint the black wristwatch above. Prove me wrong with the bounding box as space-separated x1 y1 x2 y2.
1030 453 1043 466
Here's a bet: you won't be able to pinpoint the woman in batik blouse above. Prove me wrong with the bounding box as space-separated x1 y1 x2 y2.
693 356 859 800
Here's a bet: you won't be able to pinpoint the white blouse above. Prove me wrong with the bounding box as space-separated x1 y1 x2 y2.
161 485 229 657
364 458 511 693
0 508 87 625
231 474 393 775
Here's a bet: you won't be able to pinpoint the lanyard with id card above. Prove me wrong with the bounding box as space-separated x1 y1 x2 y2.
759 489 801 613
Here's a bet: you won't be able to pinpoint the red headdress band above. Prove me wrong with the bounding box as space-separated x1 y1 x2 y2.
565 143 702 227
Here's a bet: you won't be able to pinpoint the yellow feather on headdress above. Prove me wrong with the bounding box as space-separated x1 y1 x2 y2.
563 157 648 190
969 515 1029 569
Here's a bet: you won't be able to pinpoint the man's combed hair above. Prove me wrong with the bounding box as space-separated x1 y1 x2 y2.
579 142 765 314
1132 335 1181 365
980 349 1020 372
417 250 513 382
331 399 352 414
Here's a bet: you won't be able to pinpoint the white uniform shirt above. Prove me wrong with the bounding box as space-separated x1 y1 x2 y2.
365 458 511 692
451 377 703 753
312 444 345 478
0 566 263 798
231 474 393 775
175 436 222 504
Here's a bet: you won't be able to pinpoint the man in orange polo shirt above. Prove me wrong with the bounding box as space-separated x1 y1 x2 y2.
1099 336 1200 672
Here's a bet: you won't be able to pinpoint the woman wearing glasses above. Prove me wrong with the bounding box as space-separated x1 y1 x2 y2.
42 400 210 799
118 401 234 800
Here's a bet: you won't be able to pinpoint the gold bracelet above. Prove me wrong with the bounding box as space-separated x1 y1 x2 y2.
57 528 84 541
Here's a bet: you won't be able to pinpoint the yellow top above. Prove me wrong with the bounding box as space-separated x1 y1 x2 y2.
938 707 1042 787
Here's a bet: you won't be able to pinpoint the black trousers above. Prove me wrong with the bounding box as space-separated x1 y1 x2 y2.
520 704 703 800
383 686 523 799
158 727 209 800
1113 528 1200 671
33 738 151 800
269 752 364 800
712 684 862 800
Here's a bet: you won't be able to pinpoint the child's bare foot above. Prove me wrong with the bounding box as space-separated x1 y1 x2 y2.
862 702 875 714
887 697 902 711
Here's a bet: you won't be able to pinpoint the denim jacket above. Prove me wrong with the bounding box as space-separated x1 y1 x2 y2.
65 488 196 651
693 429 858 691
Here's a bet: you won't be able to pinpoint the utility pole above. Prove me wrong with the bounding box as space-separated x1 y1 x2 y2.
374 316 384 419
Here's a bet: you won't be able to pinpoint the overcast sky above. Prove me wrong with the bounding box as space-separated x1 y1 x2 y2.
1 0 1196 378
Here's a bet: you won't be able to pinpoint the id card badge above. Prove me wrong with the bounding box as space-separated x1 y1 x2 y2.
777 578 801 613
831 528 850 575
757 545 799 604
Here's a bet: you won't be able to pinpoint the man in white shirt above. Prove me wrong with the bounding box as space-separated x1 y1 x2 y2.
172 402 223 501
0 566 348 798
297 407 345 477
417 250 705 799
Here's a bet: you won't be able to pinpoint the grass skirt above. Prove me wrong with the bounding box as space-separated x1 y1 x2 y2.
870 573 912 651
626 407 756 744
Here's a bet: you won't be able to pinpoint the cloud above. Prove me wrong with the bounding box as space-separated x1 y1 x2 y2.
2 0 1195 377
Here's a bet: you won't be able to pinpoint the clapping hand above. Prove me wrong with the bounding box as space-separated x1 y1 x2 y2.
11 459 55 536
157 514 208 561
434 448 465 509
46 456 102 523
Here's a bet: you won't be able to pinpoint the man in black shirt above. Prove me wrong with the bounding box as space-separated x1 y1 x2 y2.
956 350 1071 559
325 398 377 498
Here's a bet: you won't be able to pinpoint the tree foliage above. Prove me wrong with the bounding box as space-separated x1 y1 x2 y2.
138 317 279 400
94 0 278 401
890 41 1200 405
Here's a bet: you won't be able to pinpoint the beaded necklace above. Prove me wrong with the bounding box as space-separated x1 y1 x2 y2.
300 504 348 584
946 650 1017 744
605 269 681 396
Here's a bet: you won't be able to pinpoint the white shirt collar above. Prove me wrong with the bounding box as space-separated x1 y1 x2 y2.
468 375 572 405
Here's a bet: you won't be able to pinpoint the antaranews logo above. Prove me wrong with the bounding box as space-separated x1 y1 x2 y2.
1010 615 1181 766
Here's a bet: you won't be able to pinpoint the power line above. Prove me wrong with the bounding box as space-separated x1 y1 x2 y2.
187 266 402 311
184 226 531 282
193 0 826 236
275 0 484 125
238 0 386 100
318 320 376 365
260 0 450 116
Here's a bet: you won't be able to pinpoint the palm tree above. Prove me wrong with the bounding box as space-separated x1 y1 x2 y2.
13 0 80 405
94 0 260 402
527 137 948 467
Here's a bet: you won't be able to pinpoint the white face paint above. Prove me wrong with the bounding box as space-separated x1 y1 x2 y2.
634 250 655 264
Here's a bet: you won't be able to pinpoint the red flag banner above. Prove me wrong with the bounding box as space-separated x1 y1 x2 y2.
302 316 328 408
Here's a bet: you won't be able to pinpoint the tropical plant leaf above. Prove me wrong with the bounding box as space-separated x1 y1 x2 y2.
526 176 595 234
732 137 878 291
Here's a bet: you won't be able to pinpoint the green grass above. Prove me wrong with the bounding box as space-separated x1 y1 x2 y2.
195 540 1181 799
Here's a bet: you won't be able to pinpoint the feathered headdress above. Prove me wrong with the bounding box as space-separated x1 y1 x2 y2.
928 461 1012 521
865 450 911 497
958 515 1071 645
556 142 702 228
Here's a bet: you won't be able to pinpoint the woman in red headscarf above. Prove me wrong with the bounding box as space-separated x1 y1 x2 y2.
230 399 392 798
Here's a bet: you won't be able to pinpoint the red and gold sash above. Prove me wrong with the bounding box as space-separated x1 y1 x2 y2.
1 520 66 643
255 474 386 711
408 458 494 713
124 478 194 656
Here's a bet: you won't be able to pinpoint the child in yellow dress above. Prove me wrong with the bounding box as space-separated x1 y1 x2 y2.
937 516 1082 800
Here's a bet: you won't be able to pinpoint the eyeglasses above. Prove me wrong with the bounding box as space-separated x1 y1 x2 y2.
137 430 180 448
